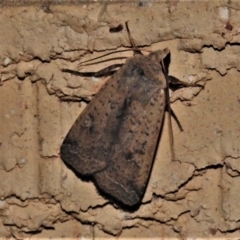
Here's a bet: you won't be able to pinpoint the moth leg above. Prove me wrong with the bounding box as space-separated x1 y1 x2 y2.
125 21 143 55
166 75 203 160
165 91 184 160
166 107 183 132
62 63 123 77
169 75 204 91
166 107 184 162
62 69 96 77
94 63 123 77
164 88 175 160
159 58 176 160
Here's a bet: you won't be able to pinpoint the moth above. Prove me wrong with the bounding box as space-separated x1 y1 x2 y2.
60 22 202 207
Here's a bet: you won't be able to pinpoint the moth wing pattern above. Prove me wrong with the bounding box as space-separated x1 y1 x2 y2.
60 51 168 206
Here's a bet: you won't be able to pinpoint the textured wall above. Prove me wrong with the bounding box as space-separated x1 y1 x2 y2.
1 1 240 239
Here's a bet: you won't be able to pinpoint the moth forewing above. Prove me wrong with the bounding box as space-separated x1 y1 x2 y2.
60 50 169 206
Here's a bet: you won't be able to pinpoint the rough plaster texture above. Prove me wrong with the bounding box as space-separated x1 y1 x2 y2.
1 0 240 239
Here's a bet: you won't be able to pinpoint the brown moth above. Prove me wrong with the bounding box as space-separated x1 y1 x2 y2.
60 23 202 207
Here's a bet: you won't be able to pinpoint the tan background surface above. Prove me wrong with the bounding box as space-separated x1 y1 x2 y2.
1 0 240 239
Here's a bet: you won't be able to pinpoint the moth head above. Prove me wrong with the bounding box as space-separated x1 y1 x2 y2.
148 48 170 63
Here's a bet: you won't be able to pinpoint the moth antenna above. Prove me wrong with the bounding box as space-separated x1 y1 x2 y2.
78 22 152 67
78 49 151 68
79 56 127 68
78 49 134 67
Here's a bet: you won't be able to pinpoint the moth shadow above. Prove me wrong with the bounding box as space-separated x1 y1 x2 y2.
65 162 143 211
